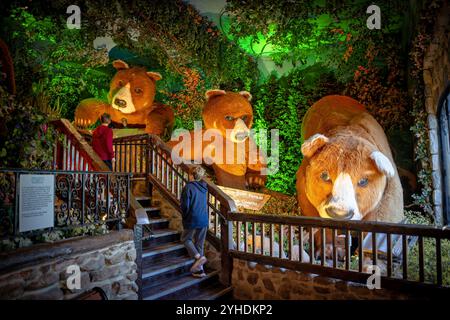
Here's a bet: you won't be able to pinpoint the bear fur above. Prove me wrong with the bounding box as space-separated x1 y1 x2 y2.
168 89 267 190
296 95 403 224
74 59 174 136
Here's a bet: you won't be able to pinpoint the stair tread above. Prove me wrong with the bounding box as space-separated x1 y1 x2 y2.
142 242 185 258
187 284 233 300
143 270 220 300
142 255 194 278
143 206 160 211
147 228 180 238
148 217 169 224
135 196 151 201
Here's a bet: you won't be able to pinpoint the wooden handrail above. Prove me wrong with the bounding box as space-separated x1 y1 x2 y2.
51 119 109 171
229 212 450 238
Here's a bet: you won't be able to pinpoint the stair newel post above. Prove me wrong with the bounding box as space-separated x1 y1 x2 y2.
133 223 143 300
146 135 153 198
219 207 233 286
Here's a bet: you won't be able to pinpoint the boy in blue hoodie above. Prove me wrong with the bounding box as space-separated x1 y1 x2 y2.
180 166 209 278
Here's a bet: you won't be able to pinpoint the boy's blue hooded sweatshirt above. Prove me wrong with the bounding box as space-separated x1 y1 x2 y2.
180 181 208 229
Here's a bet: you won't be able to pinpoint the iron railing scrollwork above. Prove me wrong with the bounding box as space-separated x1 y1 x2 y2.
0 169 131 242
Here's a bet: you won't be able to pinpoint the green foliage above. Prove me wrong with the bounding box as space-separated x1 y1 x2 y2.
253 66 341 194
3 7 111 119
0 87 59 169
225 0 407 82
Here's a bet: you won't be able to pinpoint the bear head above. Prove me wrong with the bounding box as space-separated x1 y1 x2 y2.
202 89 253 143
301 132 395 221
108 59 162 114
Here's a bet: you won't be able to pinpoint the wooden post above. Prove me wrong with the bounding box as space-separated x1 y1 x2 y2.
220 208 233 286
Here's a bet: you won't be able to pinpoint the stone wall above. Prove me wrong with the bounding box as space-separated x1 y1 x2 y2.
424 0 450 224
0 229 138 300
231 259 426 300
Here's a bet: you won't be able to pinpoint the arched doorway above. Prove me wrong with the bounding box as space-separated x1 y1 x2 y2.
438 84 450 225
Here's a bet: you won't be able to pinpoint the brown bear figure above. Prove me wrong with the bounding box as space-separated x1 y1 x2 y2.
168 89 267 190
74 60 174 136
296 95 404 223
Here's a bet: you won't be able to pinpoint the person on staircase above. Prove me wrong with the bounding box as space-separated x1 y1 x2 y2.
92 113 115 170
180 166 209 278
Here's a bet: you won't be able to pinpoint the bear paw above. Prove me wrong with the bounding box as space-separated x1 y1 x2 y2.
245 173 266 189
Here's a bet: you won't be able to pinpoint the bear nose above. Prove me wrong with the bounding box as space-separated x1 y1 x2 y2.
114 98 127 108
325 207 354 220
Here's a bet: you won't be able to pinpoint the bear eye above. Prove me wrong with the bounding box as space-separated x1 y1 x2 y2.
134 87 143 94
241 115 248 122
358 178 369 187
320 171 331 182
225 115 234 121
118 80 124 87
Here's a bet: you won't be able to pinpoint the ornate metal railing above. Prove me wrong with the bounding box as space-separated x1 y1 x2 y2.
0 169 131 241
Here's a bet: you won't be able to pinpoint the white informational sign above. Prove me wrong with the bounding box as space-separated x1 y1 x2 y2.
19 174 55 232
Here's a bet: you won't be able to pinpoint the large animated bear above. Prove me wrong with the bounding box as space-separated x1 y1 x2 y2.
74 60 174 136
168 90 267 190
296 95 404 224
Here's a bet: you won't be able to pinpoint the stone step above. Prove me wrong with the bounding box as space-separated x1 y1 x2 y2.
143 270 220 300
141 256 195 288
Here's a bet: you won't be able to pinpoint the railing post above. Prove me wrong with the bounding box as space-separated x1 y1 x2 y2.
219 208 233 286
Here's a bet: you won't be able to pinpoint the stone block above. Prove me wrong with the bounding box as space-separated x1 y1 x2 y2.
247 272 259 285
262 278 275 292
90 264 120 282
105 248 126 265
428 129 439 154
79 255 105 272
433 189 442 206
20 283 64 300
126 272 138 282
126 248 137 262
313 286 331 294
26 270 59 290
0 278 25 299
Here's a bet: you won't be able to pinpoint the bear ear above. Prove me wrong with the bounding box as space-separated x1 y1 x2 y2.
147 72 162 81
205 89 226 101
301 134 329 158
370 151 395 178
239 91 252 101
112 59 129 70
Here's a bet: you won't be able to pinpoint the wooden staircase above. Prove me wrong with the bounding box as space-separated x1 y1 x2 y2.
133 187 233 300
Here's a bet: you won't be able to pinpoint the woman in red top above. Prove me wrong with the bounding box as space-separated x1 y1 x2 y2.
92 113 115 170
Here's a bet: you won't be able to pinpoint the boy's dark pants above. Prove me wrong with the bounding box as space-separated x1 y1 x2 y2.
181 227 207 258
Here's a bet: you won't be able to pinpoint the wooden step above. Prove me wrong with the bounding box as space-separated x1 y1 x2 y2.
147 217 169 230
142 256 195 288
142 242 185 259
143 270 220 300
143 228 181 248
187 285 233 300
142 242 187 267
134 196 151 201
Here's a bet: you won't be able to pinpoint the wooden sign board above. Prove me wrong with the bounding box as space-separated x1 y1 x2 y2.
218 186 271 211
